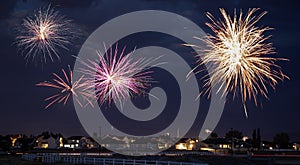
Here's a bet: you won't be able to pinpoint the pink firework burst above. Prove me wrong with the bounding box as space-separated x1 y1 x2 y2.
79 44 153 106
36 66 91 109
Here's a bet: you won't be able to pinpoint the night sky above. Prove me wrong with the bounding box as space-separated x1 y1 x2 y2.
0 0 299 141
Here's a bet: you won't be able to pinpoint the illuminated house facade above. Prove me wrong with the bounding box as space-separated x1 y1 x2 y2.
203 138 231 150
175 138 202 150
35 135 63 149
63 136 82 149
63 136 99 149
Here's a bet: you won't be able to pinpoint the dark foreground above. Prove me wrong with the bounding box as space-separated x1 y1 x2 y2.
2 154 300 165
0 155 70 165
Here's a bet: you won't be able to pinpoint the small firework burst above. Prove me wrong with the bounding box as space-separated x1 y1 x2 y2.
188 8 288 117
36 66 91 109
79 44 153 106
15 5 74 64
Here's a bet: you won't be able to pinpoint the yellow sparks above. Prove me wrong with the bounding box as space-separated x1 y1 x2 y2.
190 8 288 117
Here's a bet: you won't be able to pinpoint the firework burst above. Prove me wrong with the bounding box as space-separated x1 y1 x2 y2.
188 8 288 117
15 5 73 64
79 44 153 106
36 66 91 109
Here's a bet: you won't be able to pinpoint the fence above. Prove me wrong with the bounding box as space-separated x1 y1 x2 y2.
22 153 208 165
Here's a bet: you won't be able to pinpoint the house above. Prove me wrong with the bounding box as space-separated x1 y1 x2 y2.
63 136 101 149
100 135 126 150
156 135 176 150
63 136 83 149
35 135 62 149
293 142 300 150
203 138 231 149
261 140 273 150
130 137 158 151
80 137 99 149
175 138 203 150
15 136 36 150
10 135 22 148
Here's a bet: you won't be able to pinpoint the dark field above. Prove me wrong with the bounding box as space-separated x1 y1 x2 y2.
1 154 300 165
0 155 69 165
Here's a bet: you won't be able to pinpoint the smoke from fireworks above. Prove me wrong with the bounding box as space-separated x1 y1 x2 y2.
79 44 153 106
15 5 73 64
188 8 288 117
36 66 90 109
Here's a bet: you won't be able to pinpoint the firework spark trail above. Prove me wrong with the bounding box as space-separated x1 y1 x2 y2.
36 66 92 109
15 5 73 64
187 8 288 117
78 44 154 106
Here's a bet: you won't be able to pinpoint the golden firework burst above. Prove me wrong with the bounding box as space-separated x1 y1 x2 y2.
188 8 288 117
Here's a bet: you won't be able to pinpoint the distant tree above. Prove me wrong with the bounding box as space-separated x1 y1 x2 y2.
18 134 34 151
0 135 12 151
41 131 50 139
252 129 257 148
245 138 252 148
62 138 68 145
252 129 257 141
225 129 243 140
51 132 56 138
252 128 262 149
29 134 35 139
273 133 290 149
58 133 63 138
257 128 261 149
209 132 218 139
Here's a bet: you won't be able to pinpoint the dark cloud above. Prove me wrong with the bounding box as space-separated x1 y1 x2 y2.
0 0 17 20
43 0 95 8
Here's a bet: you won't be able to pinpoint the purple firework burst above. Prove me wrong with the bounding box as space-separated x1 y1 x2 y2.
79 44 154 106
